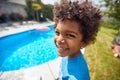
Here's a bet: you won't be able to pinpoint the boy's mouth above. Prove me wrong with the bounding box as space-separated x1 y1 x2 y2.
57 46 69 53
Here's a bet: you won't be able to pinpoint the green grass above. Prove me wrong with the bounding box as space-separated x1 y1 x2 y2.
84 26 120 80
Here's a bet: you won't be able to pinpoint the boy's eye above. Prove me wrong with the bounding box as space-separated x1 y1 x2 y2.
55 31 60 35
66 34 75 38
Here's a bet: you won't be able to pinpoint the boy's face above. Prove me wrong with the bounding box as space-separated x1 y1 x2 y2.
54 20 85 58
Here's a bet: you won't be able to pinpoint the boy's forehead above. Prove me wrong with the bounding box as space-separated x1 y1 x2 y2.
58 19 79 25
58 20 81 28
56 20 82 32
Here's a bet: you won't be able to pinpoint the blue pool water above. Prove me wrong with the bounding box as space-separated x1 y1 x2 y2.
0 25 58 72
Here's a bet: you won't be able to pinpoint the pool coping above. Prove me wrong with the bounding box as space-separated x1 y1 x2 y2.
0 22 51 38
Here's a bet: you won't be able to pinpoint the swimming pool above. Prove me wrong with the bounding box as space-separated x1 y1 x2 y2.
0 25 58 72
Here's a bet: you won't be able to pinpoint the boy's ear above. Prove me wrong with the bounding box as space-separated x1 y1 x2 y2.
82 44 86 48
81 42 87 48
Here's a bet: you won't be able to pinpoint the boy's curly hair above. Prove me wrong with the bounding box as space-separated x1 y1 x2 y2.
53 0 102 45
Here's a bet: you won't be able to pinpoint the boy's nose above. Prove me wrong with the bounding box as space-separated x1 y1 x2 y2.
57 35 65 44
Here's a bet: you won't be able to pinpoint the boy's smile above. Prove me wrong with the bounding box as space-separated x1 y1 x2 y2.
54 20 85 58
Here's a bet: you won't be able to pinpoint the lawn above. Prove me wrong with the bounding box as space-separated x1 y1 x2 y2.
84 26 120 80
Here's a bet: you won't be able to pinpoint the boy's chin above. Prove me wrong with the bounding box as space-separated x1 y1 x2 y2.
57 52 66 57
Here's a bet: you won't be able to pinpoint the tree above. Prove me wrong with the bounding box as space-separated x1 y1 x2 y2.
25 0 54 22
101 0 120 29
25 0 43 21
25 0 33 20
104 0 120 21
42 4 54 21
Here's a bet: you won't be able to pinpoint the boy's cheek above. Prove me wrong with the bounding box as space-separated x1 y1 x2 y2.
54 36 57 43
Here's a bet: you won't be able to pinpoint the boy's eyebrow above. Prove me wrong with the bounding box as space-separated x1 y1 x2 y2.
66 31 78 35
54 28 78 35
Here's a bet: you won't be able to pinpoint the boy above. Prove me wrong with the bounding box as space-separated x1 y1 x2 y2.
53 0 102 80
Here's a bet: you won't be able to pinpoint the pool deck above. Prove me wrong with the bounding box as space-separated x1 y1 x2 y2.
0 21 52 38
0 22 61 80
